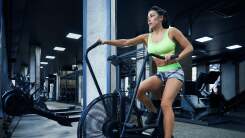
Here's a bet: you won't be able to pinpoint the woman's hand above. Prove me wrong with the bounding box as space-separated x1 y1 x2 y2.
97 39 104 45
164 54 172 63
153 54 177 67
153 57 167 66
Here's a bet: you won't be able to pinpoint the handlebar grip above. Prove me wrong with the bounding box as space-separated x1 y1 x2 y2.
149 54 178 60
170 55 179 60
86 40 103 55
91 40 102 48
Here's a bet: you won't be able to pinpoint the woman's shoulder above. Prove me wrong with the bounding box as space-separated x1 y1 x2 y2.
168 27 182 35
168 26 182 39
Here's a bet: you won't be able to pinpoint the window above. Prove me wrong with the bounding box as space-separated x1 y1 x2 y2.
192 66 197 81
209 63 220 91
209 64 220 72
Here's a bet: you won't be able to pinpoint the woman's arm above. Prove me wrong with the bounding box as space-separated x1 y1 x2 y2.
170 27 193 61
103 34 148 47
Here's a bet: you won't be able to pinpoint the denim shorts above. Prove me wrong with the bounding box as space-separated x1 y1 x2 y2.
155 69 184 83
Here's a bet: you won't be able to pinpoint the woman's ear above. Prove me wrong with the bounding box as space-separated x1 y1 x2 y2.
158 15 163 23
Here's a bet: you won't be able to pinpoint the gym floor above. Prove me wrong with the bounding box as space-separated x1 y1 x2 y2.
9 102 245 138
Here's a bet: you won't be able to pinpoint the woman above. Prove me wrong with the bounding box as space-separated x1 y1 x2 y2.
101 6 193 138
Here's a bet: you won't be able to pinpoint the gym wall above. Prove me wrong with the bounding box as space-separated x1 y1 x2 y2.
239 60 245 93
221 62 236 101
197 63 208 76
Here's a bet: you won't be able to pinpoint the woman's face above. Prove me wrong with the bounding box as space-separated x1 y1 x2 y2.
147 10 163 30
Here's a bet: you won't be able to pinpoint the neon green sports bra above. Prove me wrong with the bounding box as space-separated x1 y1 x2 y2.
147 28 181 72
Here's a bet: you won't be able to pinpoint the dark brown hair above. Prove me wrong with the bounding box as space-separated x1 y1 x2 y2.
149 6 169 28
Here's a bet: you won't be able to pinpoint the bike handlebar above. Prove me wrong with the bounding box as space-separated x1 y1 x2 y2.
148 53 178 60
85 40 102 55
86 40 178 60
84 40 103 97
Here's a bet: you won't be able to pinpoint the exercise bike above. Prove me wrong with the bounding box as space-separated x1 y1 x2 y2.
77 40 177 138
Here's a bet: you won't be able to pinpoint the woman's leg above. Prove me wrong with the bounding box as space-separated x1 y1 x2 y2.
136 76 162 113
161 78 183 138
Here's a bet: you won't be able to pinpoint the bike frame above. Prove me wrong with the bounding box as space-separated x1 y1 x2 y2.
85 41 176 137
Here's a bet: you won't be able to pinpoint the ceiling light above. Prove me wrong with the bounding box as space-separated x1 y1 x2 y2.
72 65 78 70
53 73 57 75
45 77 49 79
195 36 213 43
226 45 242 50
66 33 82 39
40 62 48 65
192 55 197 58
54 47 66 51
131 57 137 60
40 66 43 69
45 56 55 59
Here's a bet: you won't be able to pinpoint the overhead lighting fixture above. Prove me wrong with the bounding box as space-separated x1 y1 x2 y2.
40 66 43 69
54 46 66 51
195 36 213 43
53 73 57 76
40 62 48 65
131 57 137 61
192 55 197 58
45 77 49 79
45 56 55 59
66 33 82 39
72 65 78 70
226 45 242 50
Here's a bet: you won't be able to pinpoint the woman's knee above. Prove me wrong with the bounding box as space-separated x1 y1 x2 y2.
161 100 172 111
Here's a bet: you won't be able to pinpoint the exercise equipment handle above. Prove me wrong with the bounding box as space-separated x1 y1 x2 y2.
85 40 102 55
148 53 178 60
84 40 103 97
